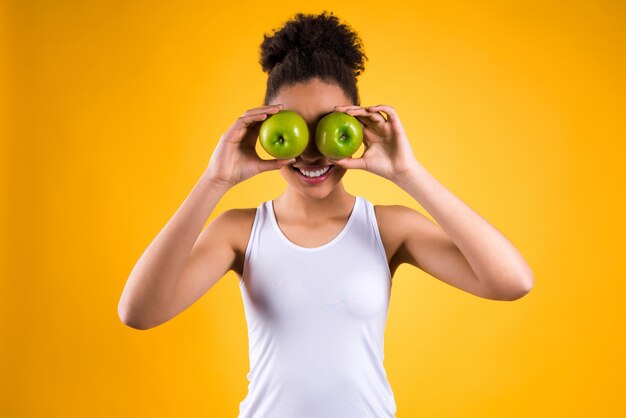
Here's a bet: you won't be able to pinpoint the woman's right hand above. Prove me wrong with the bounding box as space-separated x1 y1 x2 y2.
204 104 296 189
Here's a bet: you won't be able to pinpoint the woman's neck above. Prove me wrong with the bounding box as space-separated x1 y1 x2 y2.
274 184 355 223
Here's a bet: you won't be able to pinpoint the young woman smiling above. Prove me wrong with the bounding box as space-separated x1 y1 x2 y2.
118 11 534 418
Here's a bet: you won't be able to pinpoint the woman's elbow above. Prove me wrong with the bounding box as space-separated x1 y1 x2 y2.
504 275 534 301
118 302 153 330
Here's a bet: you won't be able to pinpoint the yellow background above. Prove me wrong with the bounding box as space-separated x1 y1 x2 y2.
2 0 625 417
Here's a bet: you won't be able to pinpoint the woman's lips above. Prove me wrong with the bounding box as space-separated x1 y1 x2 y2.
291 165 334 185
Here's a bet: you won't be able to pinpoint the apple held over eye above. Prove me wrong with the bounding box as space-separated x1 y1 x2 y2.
258 110 309 159
315 112 364 159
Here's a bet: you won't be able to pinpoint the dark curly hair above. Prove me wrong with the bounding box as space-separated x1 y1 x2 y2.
259 11 367 106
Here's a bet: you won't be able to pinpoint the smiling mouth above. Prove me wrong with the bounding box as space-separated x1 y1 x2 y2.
290 164 335 179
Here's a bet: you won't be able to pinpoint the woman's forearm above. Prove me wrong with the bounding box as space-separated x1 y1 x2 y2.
394 162 534 297
118 170 231 328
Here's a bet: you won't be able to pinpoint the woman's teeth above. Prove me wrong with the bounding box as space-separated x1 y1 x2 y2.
297 166 332 178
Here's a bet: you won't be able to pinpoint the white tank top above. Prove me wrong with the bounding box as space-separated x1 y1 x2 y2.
237 195 397 418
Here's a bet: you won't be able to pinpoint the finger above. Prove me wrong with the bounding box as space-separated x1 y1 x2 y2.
257 157 297 173
367 105 398 124
230 112 271 144
328 157 367 171
236 112 270 130
334 105 361 111
241 104 284 117
239 104 286 131
345 107 387 126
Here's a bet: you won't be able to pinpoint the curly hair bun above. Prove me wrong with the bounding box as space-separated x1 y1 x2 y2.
260 11 367 77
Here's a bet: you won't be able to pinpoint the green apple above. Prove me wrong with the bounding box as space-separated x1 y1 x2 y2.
315 111 363 159
258 110 309 159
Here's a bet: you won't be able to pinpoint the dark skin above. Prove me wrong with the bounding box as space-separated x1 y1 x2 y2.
121 75 533 330
233 76 533 301
270 78 359 241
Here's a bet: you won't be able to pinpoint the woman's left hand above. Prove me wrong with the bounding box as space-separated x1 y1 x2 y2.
330 105 419 183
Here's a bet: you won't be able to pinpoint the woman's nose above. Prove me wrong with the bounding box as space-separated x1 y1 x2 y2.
300 124 323 159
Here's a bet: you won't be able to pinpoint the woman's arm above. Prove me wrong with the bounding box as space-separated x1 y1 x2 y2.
393 162 534 300
118 171 231 329
118 104 293 329
331 104 534 300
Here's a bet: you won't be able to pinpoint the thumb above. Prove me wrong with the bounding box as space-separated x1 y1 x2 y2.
329 157 366 171
258 157 296 173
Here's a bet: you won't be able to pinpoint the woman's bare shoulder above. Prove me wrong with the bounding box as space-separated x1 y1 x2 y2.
373 203 425 241
372 203 408 225
216 207 258 276
371 204 410 267
219 207 257 252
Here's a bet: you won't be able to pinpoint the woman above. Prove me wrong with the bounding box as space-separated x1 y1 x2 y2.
118 11 534 417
